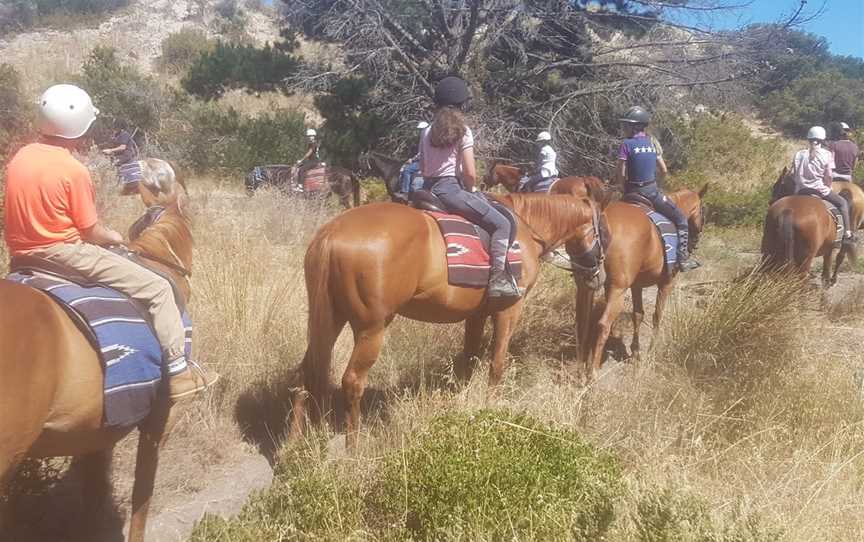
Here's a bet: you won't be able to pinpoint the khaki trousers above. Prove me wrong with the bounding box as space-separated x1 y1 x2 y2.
26 242 186 364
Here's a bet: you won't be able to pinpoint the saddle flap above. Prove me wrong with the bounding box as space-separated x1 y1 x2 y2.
410 190 447 213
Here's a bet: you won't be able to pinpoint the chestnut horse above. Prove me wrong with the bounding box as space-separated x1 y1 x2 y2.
0 198 193 542
766 168 857 286
120 157 188 208
484 162 606 200
575 186 708 382
290 194 605 447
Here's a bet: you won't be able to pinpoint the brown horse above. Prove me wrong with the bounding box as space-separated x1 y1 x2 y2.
484 162 609 207
245 163 361 208
575 186 708 382
0 199 194 541
120 158 188 208
290 194 605 447
766 168 857 286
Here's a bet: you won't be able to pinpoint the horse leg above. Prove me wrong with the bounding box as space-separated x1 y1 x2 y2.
128 401 176 542
588 287 627 383
342 323 387 450
823 250 835 289
76 449 116 536
630 286 644 361
457 314 487 382
487 302 525 391
651 281 675 350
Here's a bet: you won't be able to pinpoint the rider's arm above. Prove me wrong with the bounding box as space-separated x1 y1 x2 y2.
615 159 627 187
461 146 477 191
656 155 669 180
82 222 124 246
102 144 126 155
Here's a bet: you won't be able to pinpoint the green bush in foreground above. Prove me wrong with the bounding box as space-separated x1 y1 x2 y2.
366 410 622 540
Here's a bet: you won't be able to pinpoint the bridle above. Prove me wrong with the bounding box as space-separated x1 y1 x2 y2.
556 201 606 280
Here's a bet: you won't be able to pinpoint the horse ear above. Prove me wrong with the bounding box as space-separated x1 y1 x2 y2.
698 183 709 199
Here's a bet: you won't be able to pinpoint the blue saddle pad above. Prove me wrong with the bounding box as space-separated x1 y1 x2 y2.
645 210 679 272
4 271 192 428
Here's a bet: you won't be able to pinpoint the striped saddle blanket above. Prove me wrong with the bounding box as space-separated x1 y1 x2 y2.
118 160 144 185
645 210 679 273
304 165 328 192
4 270 192 428
426 212 523 289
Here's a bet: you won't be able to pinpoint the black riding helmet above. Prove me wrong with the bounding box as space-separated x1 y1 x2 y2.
433 76 471 107
619 106 651 125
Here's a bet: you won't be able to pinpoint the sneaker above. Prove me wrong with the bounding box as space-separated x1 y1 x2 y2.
488 270 522 298
169 361 220 401
678 257 701 272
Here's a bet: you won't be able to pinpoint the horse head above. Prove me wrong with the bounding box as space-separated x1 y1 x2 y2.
770 166 795 204
483 161 523 192
127 193 193 302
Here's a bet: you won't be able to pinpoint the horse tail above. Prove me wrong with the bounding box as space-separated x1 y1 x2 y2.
301 230 340 422
780 207 795 267
351 173 361 207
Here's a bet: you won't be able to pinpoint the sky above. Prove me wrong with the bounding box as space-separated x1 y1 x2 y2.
671 0 864 59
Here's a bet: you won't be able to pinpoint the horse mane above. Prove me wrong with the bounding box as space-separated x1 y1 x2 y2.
128 206 193 272
494 192 594 246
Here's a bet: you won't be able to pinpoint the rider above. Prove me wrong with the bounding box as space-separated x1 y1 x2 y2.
519 131 559 192
398 121 429 196
420 76 520 298
3 84 218 400
793 125 853 245
829 122 859 184
295 128 321 191
102 119 142 195
615 105 700 272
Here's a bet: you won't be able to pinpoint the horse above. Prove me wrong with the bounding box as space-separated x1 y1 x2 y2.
119 158 188 208
575 186 708 382
766 168 857 286
361 151 406 201
484 161 607 200
289 193 606 448
0 197 194 542
245 163 361 208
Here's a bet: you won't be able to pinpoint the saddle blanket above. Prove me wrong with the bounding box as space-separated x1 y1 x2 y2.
304 165 327 192
818 197 845 245
644 209 679 272
4 271 192 428
426 212 523 288
118 160 143 186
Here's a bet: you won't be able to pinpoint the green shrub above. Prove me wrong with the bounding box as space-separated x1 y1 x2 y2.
0 0 129 33
366 410 622 540
78 46 168 134
315 77 389 168
762 70 864 137
0 63 30 163
158 28 216 74
704 187 771 227
160 103 306 175
182 42 299 100
626 487 782 542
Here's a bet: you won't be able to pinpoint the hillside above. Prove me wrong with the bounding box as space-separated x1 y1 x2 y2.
0 0 280 92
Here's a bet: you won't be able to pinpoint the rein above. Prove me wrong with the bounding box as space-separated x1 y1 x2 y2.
132 250 192 278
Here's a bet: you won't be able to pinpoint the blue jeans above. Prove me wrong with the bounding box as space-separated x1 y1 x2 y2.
427 176 512 273
400 162 421 193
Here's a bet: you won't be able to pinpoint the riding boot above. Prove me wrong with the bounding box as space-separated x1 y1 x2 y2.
677 229 701 272
488 268 522 298
169 360 220 401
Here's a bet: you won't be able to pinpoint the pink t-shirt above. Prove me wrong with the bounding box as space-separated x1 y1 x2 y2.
793 147 834 196
420 126 474 178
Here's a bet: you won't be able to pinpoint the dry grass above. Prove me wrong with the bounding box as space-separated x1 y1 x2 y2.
4 174 864 541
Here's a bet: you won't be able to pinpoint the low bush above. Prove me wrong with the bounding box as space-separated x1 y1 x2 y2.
366 410 622 540
0 0 129 34
0 63 30 163
704 186 771 227
158 28 216 74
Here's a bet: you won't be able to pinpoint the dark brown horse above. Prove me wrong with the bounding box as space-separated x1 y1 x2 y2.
575 186 708 382
484 162 607 200
0 198 194 542
290 194 605 447
245 164 361 208
362 152 404 200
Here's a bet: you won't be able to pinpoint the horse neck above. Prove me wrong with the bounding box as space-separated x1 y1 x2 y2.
372 155 401 180
128 212 193 297
505 194 593 250
497 166 521 192
668 190 696 215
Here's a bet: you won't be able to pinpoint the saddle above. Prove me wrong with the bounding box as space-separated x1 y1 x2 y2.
798 189 845 244
409 190 446 213
621 192 679 273
621 192 655 209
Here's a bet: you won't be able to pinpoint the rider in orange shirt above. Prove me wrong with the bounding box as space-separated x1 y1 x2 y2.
3 84 218 400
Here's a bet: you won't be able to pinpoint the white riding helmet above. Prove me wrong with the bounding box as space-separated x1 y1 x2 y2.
806 126 826 141
840 122 851 131
535 131 552 142
305 128 317 137
36 84 99 139
417 121 429 130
